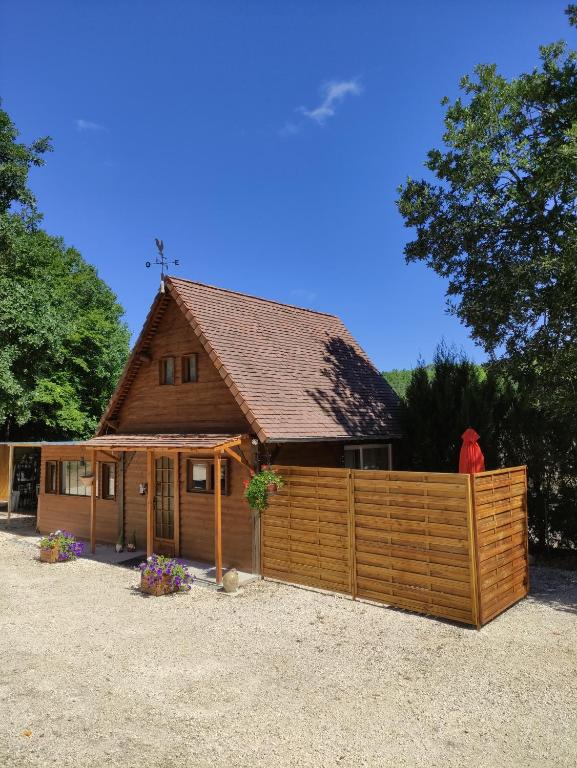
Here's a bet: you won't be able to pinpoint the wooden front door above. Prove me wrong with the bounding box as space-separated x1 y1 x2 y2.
154 456 175 556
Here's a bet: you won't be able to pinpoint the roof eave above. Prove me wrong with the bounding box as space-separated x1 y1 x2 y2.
262 434 402 443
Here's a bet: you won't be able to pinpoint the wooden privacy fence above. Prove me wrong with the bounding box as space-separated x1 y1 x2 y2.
261 465 529 628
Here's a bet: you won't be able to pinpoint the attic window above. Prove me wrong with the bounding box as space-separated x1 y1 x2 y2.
159 357 175 385
182 354 198 383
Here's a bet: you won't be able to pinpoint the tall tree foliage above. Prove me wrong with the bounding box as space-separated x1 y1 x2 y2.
397 9 577 548
0 105 130 440
401 345 506 473
397 11 577 420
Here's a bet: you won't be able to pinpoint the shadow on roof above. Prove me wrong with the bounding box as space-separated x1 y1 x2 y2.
305 336 401 439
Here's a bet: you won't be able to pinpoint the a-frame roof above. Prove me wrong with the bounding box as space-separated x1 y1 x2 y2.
97 277 401 443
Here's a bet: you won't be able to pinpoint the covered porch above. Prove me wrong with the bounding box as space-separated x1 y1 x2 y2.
77 433 255 586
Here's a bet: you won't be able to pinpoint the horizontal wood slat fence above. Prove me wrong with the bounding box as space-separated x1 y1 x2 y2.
262 465 529 627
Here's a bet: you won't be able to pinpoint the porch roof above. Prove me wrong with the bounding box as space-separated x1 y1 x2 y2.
80 433 244 452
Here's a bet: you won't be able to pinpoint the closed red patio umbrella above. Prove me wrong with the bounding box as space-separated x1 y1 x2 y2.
459 428 485 474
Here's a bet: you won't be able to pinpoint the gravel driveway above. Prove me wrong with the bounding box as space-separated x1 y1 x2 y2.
1 528 576 768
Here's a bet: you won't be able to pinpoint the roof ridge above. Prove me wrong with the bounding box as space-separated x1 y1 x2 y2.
166 275 339 319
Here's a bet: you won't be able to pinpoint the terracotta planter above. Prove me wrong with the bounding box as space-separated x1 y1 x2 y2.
140 573 177 597
40 546 60 563
267 483 278 494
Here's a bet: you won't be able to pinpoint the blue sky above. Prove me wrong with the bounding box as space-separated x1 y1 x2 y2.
0 1 571 370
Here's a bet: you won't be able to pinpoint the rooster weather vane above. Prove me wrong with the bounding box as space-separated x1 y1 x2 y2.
146 239 180 288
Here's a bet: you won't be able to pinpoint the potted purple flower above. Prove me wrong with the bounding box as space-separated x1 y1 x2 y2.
139 555 194 596
38 530 84 563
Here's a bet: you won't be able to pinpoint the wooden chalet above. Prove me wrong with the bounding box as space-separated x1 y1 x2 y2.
37 277 401 583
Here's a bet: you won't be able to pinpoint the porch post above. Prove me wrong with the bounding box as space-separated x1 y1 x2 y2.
214 449 223 585
146 450 154 558
174 452 180 557
6 445 14 527
90 449 97 554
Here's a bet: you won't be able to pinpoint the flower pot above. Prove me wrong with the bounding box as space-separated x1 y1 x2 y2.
79 475 94 487
127 543 136 552
222 568 239 593
266 483 278 494
140 573 176 597
40 546 60 563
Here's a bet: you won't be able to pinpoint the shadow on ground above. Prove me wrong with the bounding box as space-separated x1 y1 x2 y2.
526 566 577 617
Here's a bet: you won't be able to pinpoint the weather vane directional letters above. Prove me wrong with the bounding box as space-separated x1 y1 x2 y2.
145 238 180 281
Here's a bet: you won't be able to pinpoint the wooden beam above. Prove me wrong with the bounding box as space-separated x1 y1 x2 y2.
118 453 125 544
90 449 97 554
216 437 243 452
146 450 154 558
466 473 481 630
223 445 252 473
95 450 119 463
174 452 180 557
6 445 14 527
214 449 223 585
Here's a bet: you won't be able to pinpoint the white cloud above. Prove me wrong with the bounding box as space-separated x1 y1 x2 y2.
279 79 362 138
75 118 105 132
299 79 362 125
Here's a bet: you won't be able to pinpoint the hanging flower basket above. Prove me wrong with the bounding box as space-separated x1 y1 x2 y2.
244 467 284 512
138 555 194 596
79 474 94 487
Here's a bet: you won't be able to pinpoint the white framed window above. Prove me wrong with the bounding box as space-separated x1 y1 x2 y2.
344 444 392 470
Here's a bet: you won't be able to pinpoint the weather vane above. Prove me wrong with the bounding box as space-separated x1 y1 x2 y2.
145 239 180 288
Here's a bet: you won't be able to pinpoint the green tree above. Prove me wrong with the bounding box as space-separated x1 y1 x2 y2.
0 106 130 440
0 104 51 216
397 11 577 422
383 365 433 399
401 344 504 473
397 8 577 547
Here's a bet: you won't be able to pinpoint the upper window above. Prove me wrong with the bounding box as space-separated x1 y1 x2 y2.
101 462 116 500
344 444 392 471
61 460 93 496
45 461 57 494
159 356 175 385
182 354 198 383
186 459 228 494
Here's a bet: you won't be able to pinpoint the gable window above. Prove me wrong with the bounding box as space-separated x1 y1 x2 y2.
101 462 116 500
344 444 392 471
159 356 175 385
186 459 228 494
45 461 57 494
60 460 92 496
182 353 198 383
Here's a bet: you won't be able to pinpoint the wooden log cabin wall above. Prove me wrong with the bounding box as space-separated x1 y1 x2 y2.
112 298 251 435
38 439 255 572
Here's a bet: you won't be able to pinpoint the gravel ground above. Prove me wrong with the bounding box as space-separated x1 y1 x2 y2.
1 528 576 768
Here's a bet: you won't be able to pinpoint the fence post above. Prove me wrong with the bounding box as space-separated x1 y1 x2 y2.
466 473 481 629
347 469 357 600
522 466 530 597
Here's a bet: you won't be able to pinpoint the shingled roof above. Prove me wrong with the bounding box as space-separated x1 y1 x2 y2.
98 277 401 443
